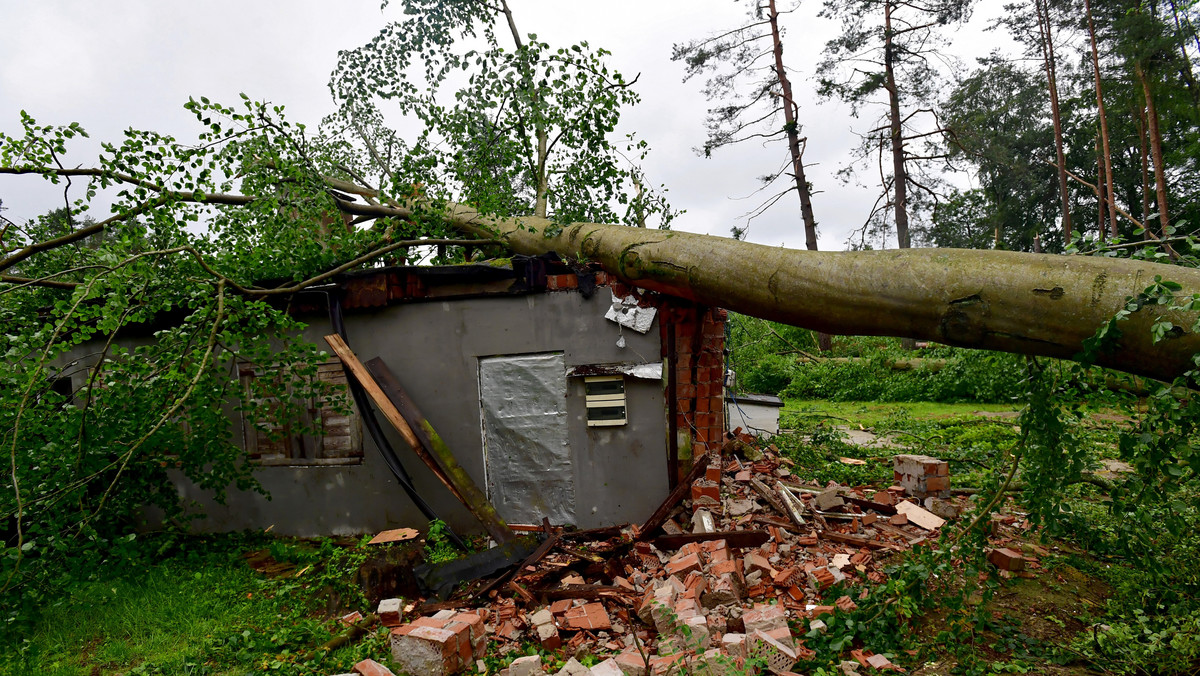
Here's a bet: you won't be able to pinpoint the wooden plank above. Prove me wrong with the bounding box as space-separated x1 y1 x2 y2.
749 478 790 519
323 334 513 544
650 529 770 550
636 453 712 540
365 356 515 544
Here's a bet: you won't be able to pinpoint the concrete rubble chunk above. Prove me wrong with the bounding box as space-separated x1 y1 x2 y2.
508 654 545 676
866 653 896 669
530 608 554 626
393 625 460 676
692 508 717 534
683 614 712 649
721 632 747 658
742 604 788 635
555 657 593 676
814 488 845 511
590 658 625 676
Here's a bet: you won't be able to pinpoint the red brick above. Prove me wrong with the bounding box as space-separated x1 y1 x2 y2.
442 620 472 663
744 552 774 577
808 568 836 591
835 596 858 612
679 384 696 398
563 602 611 631
808 605 836 619
704 465 722 482
354 658 397 676
924 475 950 492
710 559 740 579
773 567 799 586
988 547 1025 571
666 552 703 578
409 616 447 630
691 482 719 504
890 514 908 526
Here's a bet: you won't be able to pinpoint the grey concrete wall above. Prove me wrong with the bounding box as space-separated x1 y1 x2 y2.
167 289 669 537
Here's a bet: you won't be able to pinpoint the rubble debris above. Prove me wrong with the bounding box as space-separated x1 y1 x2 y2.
337 443 1030 675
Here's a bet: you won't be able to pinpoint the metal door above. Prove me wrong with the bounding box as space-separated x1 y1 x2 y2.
479 353 575 525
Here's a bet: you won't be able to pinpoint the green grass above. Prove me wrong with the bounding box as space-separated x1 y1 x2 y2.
2 535 394 676
783 399 1022 428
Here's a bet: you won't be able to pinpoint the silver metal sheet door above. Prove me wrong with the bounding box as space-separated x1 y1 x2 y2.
479 352 575 525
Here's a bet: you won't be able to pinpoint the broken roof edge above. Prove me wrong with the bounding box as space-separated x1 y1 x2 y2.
567 362 664 380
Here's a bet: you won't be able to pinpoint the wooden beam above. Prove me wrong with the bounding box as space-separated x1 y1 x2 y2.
650 530 770 550
323 334 514 543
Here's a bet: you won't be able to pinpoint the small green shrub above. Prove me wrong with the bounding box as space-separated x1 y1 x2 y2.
422 519 460 565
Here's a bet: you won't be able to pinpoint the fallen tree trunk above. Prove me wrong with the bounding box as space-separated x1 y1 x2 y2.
10 162 1199 382
435 208 1200 382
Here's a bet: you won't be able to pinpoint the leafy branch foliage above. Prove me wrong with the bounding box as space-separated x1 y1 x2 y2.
0 2 673 634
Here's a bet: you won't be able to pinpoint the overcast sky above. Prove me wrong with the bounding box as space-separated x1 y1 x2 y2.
0 1 1016 251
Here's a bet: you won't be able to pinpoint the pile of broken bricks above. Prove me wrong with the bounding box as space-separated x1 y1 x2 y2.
332 442 1039 676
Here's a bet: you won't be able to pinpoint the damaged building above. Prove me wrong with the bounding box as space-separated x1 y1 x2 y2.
146 257 729 537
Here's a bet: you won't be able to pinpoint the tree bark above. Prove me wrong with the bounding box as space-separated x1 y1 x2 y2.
1137 61 1172 238
766 0 831 351
1137 103 1153 228
1034 0 1073 241
1085 0 1119 238
432 205 1200 383
884 0 911 251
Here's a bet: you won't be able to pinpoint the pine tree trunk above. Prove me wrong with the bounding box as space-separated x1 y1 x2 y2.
884 0 916 351
1035 0 1073 241
884 0 910 251
1085 0 1119 237
1137 61 1172 237
766 0 831 351
1137 104 1152 228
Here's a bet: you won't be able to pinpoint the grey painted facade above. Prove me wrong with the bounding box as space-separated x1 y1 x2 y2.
171 288 670 537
